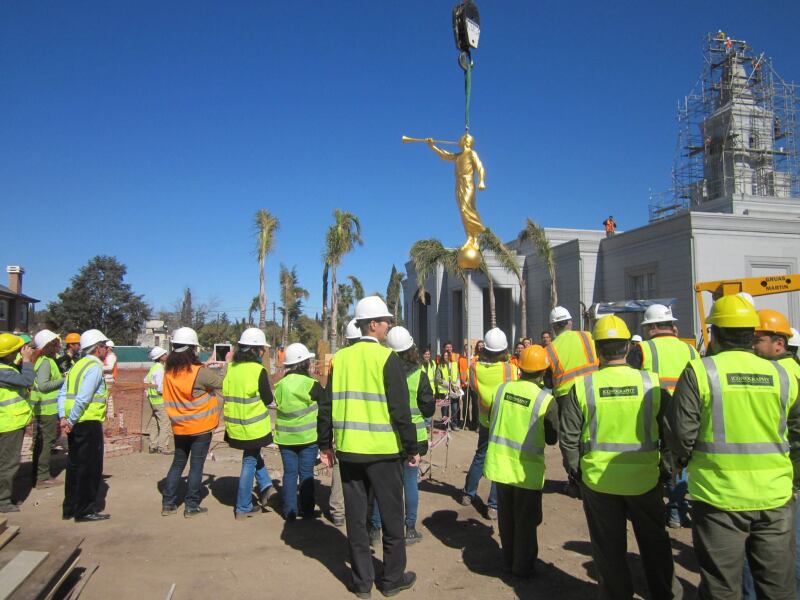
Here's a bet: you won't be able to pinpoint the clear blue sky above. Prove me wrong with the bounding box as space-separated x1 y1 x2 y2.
2 1 799 321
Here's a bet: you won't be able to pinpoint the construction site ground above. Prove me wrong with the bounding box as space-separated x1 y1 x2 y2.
10 416 701 599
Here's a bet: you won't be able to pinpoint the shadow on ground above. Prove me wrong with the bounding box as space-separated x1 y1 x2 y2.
280 518 352 589
424 509 595 599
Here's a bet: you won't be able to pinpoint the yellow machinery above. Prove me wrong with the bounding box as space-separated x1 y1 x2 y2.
695 274 800 349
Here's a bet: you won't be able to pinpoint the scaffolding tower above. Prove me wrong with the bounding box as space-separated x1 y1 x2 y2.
649 32 799 221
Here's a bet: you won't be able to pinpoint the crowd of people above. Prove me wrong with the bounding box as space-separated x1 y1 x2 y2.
0 292 799 598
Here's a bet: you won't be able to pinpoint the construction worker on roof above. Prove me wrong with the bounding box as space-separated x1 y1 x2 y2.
628 303 699 529
484 344 557 579
31 330 65 489
462 328 518 520
560 316 682 600
603 215 617 237
0 333 34 513
665 296 800 599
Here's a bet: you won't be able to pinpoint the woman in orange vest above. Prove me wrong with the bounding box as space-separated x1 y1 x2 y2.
161 327 224 518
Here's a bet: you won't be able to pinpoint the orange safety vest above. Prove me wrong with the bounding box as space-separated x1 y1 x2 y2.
546 331 599 396
458 355 469 385
164 365 221 436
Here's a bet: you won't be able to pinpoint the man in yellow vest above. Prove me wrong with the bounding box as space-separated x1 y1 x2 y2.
0 334 34 512
545 306 599 401
144 347 171 454
666 296 800 599
484 345 557 579
560 316 681 599
628 303 699 529
462 327 518 520
318 296 418 598
31 329 65 488
57 329 112 522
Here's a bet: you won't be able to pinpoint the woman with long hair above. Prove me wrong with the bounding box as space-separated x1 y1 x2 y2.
274 343 324 520
161 327 223 518
222 328 277 520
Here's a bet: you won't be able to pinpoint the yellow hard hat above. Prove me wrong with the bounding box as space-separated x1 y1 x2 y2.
707 295 759 329
756 309 792 337
518 344 549 373
593 315 631 341
0 333 24 358
64 333 81 344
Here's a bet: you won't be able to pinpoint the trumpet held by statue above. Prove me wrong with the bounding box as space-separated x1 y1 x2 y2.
401 135 459 145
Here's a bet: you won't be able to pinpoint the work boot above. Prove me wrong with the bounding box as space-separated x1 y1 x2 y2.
459 494 473 507
487 507 498 521
258 485 277 511
368 525 381 546
235 506 262 520
404 526 423 545
161 505 177 516
331 514 345 527
380 572 416 597
184 506 208 518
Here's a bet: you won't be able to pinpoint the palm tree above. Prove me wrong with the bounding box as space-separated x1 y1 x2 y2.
386 265 406 324
480 228 526 338
324 210 363 352
480 254 497 329
247 295 259 326
336 283 354 339
518 217 558 310
279 264 309 346
254 209 279 330
321 264 329 344
347 275 364 303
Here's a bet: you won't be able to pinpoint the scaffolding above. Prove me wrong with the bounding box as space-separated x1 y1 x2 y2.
649 32 799 222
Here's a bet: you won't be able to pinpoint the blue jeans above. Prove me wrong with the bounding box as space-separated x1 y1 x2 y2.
667 468 689 523
742 498 800 599
162 432 212 510
279 444 317 518
236 448 273 515
463 424 497 509
371 463 420 529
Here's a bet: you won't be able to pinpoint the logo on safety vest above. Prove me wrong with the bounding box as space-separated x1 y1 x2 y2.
727 373 774 387
599 386 638 398
503 392 531 407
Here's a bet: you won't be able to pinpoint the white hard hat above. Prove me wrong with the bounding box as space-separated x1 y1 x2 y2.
80 329 109 351
549 306 572 324
631 335 643 343
171 327 199 347
386 326 414 353
33 329 59 350
484 328 508 353
283 342 315 366
789 328 800 349
737 292 755 306
641 304 678 325
149 347 167 360
345 319 361 340
238 327 269 347
354 295 393 321
106 340 115 348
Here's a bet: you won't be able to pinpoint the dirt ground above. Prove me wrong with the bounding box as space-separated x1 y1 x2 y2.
9 419 701 600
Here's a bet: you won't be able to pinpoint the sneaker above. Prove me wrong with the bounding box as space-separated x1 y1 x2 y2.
184 506 208 518
368 525 381 546
258 485 277 511
158 449 174 455
331 515 345 527
161 505 178 516
405 526 423 545
380 572 416 597
0 504 19 513
459 494 473 506
487 507 498 521
350 586 371 599
235 506 261 520
667 517 682 529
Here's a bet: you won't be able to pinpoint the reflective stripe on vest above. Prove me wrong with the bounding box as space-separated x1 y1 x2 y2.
686 353 796 511
547 331 599 396
423 362 438 395
0 364 33 432
63 357 108 423
223 362 271 441
484 381 553 490
164 365 221 436
274 373 318 445
32 356 61 416
472 362 517 428
407 368 427 444
145 362 164 405
331 342 400 455
641 337 698 393
575 367 661 495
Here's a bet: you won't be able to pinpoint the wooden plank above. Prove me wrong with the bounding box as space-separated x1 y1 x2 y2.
0 528 19 553
0 551 48 599
57 559 91 600
0 518 8 534
0 531 84 600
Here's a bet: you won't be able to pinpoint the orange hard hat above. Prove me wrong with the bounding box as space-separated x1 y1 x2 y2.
756 309 792 337
518 344 549 373
64 333 81 344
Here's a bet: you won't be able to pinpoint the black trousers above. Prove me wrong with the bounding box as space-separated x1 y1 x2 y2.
581 482 681 600
496 483 542 577
340 458 406 593
63 421 104 518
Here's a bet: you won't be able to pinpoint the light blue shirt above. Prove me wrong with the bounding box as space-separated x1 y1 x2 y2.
57 356 105 425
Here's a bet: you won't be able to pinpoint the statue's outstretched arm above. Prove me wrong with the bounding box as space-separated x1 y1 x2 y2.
428 140 457 162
